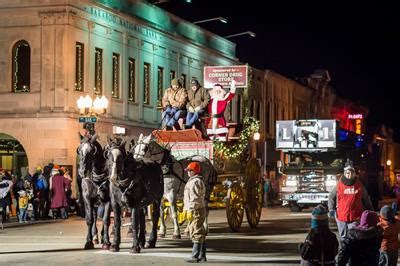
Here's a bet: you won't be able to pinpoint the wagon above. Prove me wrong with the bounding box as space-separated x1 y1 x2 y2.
153 127 264 232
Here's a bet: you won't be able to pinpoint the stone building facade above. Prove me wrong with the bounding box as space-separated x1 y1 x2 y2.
0 0 238 193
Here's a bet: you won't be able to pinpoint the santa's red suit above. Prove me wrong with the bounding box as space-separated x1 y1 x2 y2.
206 85 235 141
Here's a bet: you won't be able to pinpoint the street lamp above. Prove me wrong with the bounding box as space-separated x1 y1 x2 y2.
76 94 109 136
193 17 228 24
224 31 256 39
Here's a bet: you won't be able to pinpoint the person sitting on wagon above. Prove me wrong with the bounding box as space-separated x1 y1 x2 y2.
161 78 187 130
205 79 236 141
185 79 210 130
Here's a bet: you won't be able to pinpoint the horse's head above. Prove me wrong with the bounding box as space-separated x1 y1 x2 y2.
77 133 99 178
131 133 170 165
104 136 126 184
132 133 151 159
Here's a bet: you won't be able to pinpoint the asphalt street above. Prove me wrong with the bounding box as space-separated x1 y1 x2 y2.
0 206 350 265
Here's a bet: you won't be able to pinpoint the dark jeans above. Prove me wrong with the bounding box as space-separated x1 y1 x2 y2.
186 109 205 128
162 106 183 128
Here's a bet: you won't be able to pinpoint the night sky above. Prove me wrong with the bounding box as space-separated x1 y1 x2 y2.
159 0 399 140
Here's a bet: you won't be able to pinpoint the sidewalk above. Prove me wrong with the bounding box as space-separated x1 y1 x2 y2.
1 215 66 229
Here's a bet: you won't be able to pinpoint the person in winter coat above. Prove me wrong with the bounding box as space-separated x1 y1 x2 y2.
161 78 188 130
0 172 13 223
337 210 383 266
378 205 399 266
299 204 339 266
205 80 236 141
49 166 68 219
18 190 30 223
185 78 210 130
183 162 207 263
328 159 373 241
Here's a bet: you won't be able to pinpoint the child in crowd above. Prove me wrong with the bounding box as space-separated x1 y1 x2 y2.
18 190 30 223
337 210 383 266
299 204 338 266
378 204 399 266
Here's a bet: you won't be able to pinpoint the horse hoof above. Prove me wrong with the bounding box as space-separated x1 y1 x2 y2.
93 239 99 245
172 234 181 240
110 245 120 252
84 241 94 250
102 243 111 250
157 234 165 238
145 242 156 249
129 246 141 254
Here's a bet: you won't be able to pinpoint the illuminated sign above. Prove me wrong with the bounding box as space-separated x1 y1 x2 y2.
203 65 248 88
348 114 363 119
276 120 337 150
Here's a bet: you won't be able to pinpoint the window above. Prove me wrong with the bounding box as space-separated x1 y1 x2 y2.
181 74 186 88
112 53 120 98
128 58 136 102
266 102 270 134
75 42 84 91
12 40 30 92
143 62 151 104
249 99 254 117
228 102 232 121
236 94 242 122
94 47 103 95
170 70 176 82
157 67 164 107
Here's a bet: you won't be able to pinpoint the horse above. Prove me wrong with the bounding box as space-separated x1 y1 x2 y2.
77 133 112 250
132 133 217 239
105 136 164 253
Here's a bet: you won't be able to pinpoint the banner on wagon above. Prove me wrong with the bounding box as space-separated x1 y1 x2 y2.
203 65 248 89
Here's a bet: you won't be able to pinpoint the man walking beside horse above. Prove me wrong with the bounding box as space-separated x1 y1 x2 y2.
184 162 207 263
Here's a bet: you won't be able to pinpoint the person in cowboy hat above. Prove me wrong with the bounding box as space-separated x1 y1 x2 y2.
183 162 207 263
328 159 373 242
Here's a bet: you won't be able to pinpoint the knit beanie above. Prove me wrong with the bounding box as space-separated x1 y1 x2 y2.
380 205 395 223
171 78 180 87
358 210 379 229
311 204 329 229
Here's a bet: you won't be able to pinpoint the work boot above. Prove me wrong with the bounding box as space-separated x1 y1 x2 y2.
184 242 201 263
199 242 207 262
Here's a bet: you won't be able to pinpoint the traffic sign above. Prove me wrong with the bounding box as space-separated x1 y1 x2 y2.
78 116 97 123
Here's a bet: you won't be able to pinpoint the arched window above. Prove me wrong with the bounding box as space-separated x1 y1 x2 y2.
12 40 31 92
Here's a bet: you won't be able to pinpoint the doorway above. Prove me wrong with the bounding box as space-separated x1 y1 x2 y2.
0 133 28 177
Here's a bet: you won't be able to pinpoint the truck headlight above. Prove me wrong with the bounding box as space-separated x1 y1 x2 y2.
285 175 297 187
325 174 337 187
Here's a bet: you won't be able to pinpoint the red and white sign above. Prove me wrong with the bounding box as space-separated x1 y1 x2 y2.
203 65 248 89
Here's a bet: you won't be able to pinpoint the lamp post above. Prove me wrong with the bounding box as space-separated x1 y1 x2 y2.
76 94 109 136
252 132 260 159
193 17 228 24
224 31 256 39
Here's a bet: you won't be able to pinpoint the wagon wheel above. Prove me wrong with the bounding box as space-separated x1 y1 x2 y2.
245 158 263 228
226 182 244 232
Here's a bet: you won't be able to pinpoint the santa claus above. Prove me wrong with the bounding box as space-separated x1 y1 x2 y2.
206 80 236 141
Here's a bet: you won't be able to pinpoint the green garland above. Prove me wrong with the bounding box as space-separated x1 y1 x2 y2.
213 115 260 159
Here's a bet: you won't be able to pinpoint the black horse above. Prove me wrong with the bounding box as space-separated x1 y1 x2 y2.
77 134 112 250
105 137 164 253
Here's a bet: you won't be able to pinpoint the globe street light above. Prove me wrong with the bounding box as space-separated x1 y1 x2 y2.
193 17 228 24
76 94 109 136
224 31 256 39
